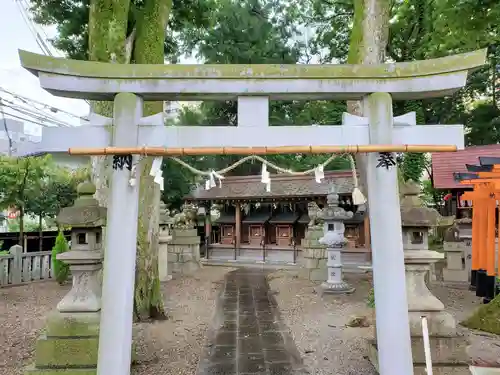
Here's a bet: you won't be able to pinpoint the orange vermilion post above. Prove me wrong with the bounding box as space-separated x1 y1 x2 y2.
463 187 489 271
461 170 500 276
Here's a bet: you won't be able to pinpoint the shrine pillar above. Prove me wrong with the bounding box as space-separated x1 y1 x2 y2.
97 93 142 375
235 202 241 249
364 93 413 375
204 202 212 245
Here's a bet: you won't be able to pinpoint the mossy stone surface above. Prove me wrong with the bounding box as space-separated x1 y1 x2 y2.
26 366 96 375
35 335 99 367
19 49 487 80
45 312 100 337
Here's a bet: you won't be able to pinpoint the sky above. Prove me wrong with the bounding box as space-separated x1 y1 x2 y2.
0 0 90 134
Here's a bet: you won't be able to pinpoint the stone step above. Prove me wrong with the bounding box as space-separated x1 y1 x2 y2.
367 337 469 375
35 334 99 368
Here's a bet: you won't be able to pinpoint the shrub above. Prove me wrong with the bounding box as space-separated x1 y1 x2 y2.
52 231 70 285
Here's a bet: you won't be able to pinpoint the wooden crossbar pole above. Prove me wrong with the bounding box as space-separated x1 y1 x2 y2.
67 144 458 156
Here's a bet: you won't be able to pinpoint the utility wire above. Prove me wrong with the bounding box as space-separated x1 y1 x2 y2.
0 98 74 127
0 87 87 122
12 0 91 108
0 102 73 128
0 99 13 156
0 111 66 130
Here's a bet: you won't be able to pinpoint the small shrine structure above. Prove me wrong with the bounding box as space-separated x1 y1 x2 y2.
186 171 370 264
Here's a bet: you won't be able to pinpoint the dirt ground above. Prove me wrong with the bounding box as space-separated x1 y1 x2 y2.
268 269 500 374
1 265 499 375
0 266 234 375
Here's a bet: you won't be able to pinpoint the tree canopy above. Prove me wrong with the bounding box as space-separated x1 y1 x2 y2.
28 0 500 201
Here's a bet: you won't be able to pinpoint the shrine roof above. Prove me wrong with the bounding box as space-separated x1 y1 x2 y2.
269 212 300 224
242 211 272 224
214 213 236 224
297 213 310 224
431 144 500 189
185 171 355 202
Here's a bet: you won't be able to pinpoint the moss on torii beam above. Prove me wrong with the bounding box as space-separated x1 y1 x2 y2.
19 48 486 79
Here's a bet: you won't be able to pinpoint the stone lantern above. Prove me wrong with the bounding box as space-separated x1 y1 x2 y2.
399 181 468 374
318 187 355 294
56 181 106 312
158 200 173 282
28 181 107 375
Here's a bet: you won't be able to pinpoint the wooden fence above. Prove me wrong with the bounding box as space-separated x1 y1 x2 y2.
0 245 53 286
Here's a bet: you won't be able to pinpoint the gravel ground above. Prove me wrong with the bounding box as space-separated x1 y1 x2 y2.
0 266 234 375
268 269 500 375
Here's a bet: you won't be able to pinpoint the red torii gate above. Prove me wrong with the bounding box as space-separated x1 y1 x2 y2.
460 164 500 276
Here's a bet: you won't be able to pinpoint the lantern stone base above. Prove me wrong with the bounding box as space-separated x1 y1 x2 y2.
25 311 136 375
320 280 355 294
158 233 172 282
443 242 469 283
366 335 470 375
168 229 201 276
300 228 327 281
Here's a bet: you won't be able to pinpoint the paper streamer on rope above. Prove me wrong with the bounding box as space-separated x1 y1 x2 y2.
150 157 164 191
314 164 324 183
205 169 225 190
171 153 361 198
129 165 137 187
261 163 271 192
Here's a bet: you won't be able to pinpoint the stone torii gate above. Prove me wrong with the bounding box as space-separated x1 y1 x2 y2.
19 49 486 375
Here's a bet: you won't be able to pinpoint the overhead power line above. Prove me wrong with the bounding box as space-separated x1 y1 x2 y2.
0 87 87 123
0 101 73 128
12 0 91 107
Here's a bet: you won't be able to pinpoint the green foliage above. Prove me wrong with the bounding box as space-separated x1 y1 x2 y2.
462 292 500 334
400 153 426 183
7 218 44 233
0 156 83 239
0 155 50 211
52 231 70 285
421 179 446 209
366 287 375 308
25 165 85 224
465 101 500 146
28 0 214 62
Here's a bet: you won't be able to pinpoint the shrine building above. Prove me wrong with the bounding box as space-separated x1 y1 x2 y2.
432 144 500 219
184 170 371 263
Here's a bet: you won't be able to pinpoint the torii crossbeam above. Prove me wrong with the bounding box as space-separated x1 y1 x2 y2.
19 49 486 375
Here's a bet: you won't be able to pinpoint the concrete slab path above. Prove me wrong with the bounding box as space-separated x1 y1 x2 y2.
198 268 306 375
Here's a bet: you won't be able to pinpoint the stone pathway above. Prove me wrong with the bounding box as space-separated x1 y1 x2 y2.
198 269 305 375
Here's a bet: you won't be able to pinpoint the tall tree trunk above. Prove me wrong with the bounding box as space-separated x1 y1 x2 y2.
346 0 392 197
19 206 24 251
88 0 131 207
88 0 171 320
39 215 43 252
131 0 172 320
